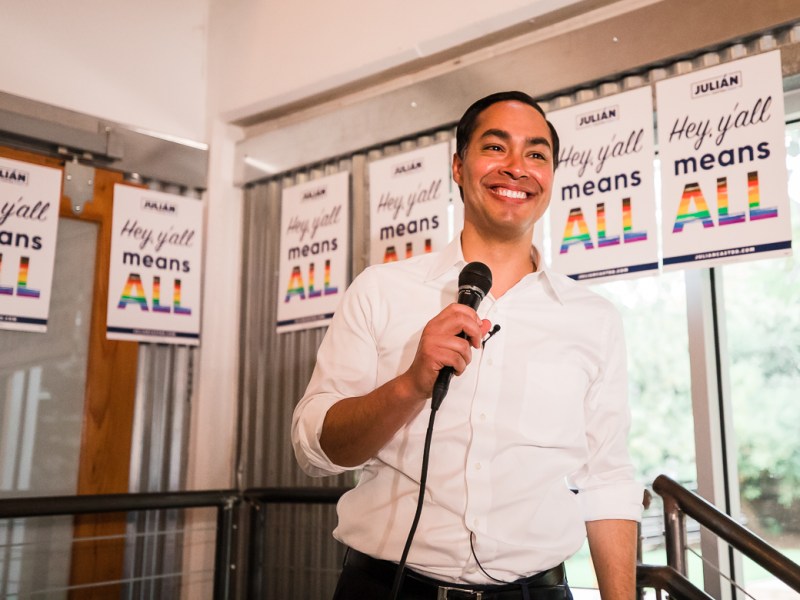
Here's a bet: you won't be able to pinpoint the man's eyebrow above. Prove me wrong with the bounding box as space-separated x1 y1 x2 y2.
479 128 511 142
526 136 552 149
479 129 551 149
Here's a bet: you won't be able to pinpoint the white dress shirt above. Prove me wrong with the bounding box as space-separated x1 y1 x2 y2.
292 237 643 584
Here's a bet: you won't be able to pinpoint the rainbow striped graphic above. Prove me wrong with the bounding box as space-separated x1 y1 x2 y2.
15 257 40 298
672 183 715 233
118 273 149 310
285 266 306 302
308 262 323 299
323 260 338 295
622 198 647 243
747 171 778 221
284 261 338 301
384 239 433 263
0 254 12 296
596 203 620 248
383 246 398 263
173 279 191 315
560 208 594 254
152 276 171 313
716 177 746 226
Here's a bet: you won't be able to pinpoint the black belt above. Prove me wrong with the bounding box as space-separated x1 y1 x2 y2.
343 548 569 599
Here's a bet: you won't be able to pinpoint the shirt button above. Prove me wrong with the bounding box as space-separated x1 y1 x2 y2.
487 358 494 366
475 462 482 470
479 413 486 421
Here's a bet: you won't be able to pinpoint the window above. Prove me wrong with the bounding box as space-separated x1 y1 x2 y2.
720 120 800 597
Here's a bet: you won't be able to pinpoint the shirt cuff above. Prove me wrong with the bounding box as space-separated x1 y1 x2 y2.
578 480 645 522
292 394 358 477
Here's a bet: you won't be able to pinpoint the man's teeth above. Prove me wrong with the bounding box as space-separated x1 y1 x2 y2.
495 188 527 199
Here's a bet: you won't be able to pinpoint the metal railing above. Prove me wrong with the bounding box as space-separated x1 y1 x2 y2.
243 486 349 599
3 478 800 599
0 489 240 599
636 564 714 599
0 487 348 599
653 474 800 594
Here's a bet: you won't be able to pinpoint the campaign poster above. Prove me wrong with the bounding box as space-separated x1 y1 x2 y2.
0 158 62 332
548 87 659 281
106 184 203 345
277 171 349 333
369 142 451 265
657 50 792 269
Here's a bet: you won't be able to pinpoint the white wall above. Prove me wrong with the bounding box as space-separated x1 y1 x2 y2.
206 0 582 121
2 0 209 142
3 0 585 137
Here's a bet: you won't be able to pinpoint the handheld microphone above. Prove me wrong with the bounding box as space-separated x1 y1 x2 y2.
431 262 492 410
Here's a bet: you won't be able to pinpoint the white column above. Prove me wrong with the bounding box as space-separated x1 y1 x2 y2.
182 117 244 600
685 267 744 599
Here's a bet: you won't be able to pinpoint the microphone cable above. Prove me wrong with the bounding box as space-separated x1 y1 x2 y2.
389 324 501 599
389 403 438 600
389 262 492 599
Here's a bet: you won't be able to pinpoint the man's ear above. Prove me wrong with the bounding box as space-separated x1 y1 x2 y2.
452 152 463 186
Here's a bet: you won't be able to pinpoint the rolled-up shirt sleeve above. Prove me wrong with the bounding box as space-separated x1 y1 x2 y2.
572 308 643 522
291 271 380 477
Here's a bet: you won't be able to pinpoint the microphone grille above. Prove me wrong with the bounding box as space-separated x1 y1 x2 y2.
459 262 492 296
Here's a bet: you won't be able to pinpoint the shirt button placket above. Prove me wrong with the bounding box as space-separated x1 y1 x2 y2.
465 304 502 538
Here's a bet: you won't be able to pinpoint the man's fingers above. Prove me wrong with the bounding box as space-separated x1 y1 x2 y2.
480 319 492 338
430 304 485 348
406 303 488 395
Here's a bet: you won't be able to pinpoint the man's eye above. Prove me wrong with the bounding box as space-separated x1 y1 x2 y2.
484 144 503 151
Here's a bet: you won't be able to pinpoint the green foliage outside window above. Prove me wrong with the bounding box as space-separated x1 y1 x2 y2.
725 124 800 534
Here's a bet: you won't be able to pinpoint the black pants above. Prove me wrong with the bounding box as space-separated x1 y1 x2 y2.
332 549 574 600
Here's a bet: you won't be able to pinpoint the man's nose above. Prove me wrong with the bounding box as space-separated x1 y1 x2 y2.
499 153 527 178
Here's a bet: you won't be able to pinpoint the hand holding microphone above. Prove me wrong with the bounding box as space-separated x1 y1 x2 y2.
403 262 493 410
431 262 492 409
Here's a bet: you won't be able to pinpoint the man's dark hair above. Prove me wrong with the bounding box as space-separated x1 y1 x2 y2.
455 91 560 170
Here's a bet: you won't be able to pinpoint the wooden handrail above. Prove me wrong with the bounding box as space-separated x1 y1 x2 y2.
654 474 800 593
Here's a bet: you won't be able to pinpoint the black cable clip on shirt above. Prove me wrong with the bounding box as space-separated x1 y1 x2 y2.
482 324 501 348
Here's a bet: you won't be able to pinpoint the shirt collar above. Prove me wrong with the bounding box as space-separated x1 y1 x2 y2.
424 236 465 282
425 236 568 305
536 267 568 305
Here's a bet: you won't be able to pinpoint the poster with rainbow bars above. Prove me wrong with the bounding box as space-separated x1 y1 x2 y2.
369 142 451 265
277 171 349 334
656 50 792 270
0 157 61 332
106 184 203 345
547 86 659 282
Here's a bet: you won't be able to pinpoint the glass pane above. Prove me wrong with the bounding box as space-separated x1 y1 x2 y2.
0 217 97 597
721 121 800 598
565 272 700 590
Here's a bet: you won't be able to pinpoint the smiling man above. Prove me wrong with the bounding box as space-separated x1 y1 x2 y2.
293 91 643 599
